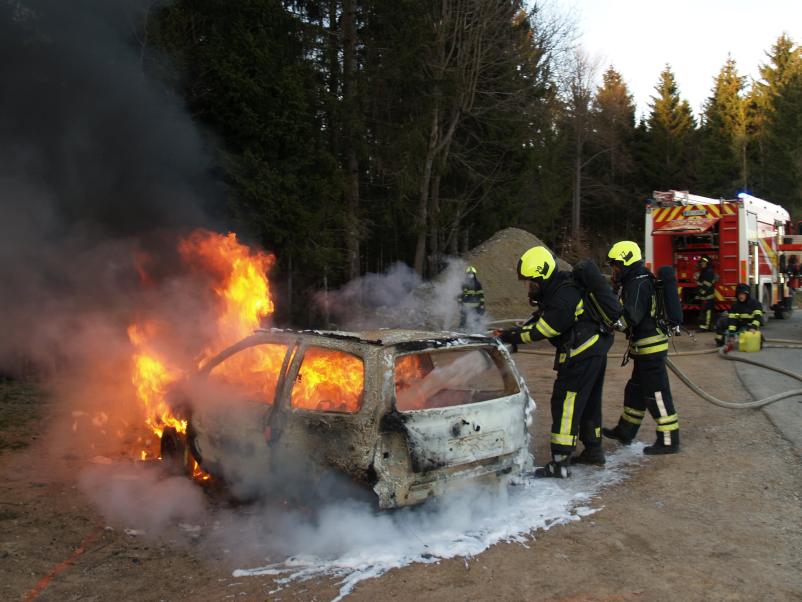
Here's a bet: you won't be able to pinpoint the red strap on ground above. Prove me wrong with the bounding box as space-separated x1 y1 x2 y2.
23 528 102 602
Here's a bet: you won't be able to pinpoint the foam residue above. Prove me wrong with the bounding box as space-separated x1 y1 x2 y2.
232 444 645 601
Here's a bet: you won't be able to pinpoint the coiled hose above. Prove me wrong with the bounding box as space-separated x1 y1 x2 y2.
487 319 802 409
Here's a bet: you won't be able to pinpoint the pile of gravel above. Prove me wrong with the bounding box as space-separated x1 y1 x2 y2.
461 227 570 322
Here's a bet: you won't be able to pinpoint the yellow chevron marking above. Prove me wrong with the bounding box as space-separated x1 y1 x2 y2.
759 237 778 267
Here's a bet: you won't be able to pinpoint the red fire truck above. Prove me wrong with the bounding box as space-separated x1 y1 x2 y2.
644 190 799 319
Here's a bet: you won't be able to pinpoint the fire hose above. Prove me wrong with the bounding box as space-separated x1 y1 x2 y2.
486 319 802 410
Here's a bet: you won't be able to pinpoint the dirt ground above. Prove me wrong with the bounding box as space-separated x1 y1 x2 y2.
2 330 802 601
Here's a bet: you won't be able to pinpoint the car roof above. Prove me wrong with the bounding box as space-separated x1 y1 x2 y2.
253 327 495 347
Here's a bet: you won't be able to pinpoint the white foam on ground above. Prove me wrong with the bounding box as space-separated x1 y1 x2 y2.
232 444 645 601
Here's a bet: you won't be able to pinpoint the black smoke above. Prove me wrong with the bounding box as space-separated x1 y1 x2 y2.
0 0 223 371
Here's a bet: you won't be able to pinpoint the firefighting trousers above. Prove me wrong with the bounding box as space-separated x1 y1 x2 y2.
616 354 679 446
699 299 715 330
549 354 607 457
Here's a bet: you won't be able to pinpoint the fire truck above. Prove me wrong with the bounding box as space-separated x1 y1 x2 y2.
644 190 800 319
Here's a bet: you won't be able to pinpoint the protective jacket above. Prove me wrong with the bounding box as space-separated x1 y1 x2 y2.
513 271 612 366
606 261 679 453
460 277 485 313
695 265 717 301
619 263 667 356
727 297 762 332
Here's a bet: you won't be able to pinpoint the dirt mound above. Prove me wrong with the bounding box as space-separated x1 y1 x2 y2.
462 227 570 321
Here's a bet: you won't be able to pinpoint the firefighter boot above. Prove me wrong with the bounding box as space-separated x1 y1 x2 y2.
644 430 680 455
602 420 639 445
534 454 571 478
571 445 606 466
574 422 605 465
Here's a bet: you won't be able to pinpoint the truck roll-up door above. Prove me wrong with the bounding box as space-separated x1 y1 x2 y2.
652 217 718 235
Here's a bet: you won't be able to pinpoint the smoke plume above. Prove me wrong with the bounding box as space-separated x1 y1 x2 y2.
0 0 221 376
318 259 491 333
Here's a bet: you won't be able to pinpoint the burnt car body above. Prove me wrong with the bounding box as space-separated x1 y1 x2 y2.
180 328 534 509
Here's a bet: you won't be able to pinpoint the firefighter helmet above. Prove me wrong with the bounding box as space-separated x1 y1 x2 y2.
607 241 642 266
735 283 750 296
465 266 477 274
517 246 556 280
698 255 711 266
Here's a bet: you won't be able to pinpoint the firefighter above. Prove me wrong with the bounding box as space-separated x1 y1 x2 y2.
497 246 613 477
603 241 680 455
459 266 485 328
715 283 763 346
695 255 717 331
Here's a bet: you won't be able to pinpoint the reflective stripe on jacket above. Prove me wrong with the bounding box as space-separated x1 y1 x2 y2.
727 297 763 331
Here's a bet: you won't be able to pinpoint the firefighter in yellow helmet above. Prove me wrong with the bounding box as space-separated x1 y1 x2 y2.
603 241 680 454
497 246 613 477
459 266 485 329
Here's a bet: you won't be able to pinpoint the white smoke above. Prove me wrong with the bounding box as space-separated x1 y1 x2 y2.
318 259 490 333
79 462 206 535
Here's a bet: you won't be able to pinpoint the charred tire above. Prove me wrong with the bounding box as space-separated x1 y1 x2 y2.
160 427 191 476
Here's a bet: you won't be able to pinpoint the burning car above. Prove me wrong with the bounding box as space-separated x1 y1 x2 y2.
164 328 534 509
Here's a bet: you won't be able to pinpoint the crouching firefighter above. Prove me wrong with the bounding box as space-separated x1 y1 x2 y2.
497 246 613 478
715 283 763 347
603 241 680 455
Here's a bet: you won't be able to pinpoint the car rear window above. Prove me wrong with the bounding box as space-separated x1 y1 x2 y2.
207 343 289 404
291 347 365 413
394 347 519 412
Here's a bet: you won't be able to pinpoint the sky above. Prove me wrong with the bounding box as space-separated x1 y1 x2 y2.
570 0 802 120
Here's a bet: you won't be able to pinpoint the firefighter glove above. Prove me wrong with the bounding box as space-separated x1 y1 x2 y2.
497 327 520 345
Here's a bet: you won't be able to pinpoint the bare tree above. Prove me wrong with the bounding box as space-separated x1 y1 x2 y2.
414 0 574 275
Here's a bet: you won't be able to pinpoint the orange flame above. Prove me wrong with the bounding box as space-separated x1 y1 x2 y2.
126 229 369 476
291 348 364 413
128 230 277 463
179 230 275 349
128 323 185 439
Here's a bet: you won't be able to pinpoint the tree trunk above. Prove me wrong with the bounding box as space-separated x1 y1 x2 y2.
342 0 360 280
428 172 441 274
572 139 582 238
414 106 440 275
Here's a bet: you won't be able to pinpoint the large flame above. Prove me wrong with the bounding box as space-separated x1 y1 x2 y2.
128 229 277 461
126 229 368 471
178 230 275 346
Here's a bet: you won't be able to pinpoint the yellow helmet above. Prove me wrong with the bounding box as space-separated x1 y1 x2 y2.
465 266 477 274
607 241 642 266
517 246 556 280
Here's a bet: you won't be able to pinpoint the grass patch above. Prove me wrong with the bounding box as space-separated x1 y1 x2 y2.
0 379 47 451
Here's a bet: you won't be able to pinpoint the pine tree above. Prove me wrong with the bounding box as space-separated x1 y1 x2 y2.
697 57 747 197
584 66 638 240
641 65 697 191
748 34 802 204
763 68 802 213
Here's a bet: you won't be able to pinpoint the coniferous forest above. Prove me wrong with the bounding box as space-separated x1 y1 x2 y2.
144 1 802 314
